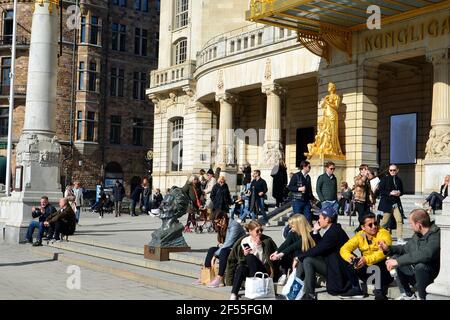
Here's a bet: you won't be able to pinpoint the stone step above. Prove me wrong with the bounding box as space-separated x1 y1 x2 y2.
169 251 205 266
29 245 232 300
44 241 200 279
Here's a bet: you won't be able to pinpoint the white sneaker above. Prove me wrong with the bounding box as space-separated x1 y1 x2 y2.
277 274 287 286
395 293 416 300
396 238 407 245
235 218 242 223
265 221 271 227
229 293 238 300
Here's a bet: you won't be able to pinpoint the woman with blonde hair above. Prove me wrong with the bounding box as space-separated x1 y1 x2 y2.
270 214 316 285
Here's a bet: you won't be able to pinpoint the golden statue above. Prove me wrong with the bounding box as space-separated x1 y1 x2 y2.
305 82 345 160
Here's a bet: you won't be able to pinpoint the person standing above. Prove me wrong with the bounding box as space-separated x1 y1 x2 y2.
242 162 252 185
203 169 217 220
378 164 405 244
316 161 338 212
353 164 375 225
112 180 125 217
288 160 315 224
130 180 143 217
249 170 269 225
211 176 233 219
72 181 83 224
141 177 152 215
271 160 288 208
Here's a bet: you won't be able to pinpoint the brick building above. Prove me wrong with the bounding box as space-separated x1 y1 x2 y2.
0 0 159 195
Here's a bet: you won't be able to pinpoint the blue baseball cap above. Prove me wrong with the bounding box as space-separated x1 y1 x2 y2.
320 206 337 218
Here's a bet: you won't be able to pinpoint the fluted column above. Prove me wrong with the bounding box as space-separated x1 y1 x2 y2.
261 83 285 168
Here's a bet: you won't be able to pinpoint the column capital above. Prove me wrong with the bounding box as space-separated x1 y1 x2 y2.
215 92 238 104
262 83 286 96
426 49 450 66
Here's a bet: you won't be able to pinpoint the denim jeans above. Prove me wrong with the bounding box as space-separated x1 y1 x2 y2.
76 206 81 223
26 220 46 242
251 197 268 223
292 199 312 223
321 200 339 213
130 199 137 216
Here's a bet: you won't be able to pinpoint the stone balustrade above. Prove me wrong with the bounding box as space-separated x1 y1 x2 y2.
149 60 196 89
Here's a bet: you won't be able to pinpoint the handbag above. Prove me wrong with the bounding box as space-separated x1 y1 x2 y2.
200 264 219 285
281 268 305 300
244 272 275 299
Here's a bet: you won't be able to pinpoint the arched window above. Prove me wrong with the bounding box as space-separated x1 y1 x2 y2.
170 118 183 172
174 0 188 29
173 38 187 65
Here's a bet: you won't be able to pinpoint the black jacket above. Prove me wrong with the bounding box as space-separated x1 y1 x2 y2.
271 165 288 200
130 186 143 202
32 204 57 223
378 175 404 213
211 183 233 211
288 171 314 201
250 178 268 198
112 183 125 202
152 193 163 209
440 184 449 198
298 223 350 295
141 187 152 211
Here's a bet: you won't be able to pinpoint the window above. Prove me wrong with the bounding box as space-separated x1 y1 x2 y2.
230 41 235 53
258 32 263 45
244 37 248 49
133 72 147 100
175 0 188 29
110 68 124 97
143 0 149 12
112 23 126 51
174 38 187 65
76 111 82 140
134 0 141 10
86 111 96 142
113 0 127 7
237 39 241 51
1 57 11 95
0 108 8 137
3 10 13 45
78 61 85 90
88 62 97 92
132 118 144 146
135 28 148 56
171 118 183 171
90 16 99 45
110 115 121 144
279 28 284 38
80 17 86 43
251 35 255 47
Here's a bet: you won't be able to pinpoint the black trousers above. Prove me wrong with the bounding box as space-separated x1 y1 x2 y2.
231 255 268 295
204 247 232 277
296 256 327 298
396 263 439 299
279 252 295 277
354 201 371 225
47 220 73 240
344 260 393 296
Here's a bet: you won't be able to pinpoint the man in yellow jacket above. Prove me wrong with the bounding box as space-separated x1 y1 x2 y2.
339 213 394 300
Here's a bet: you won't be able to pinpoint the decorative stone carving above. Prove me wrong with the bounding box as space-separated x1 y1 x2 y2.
16 134 61 167
263 142 283 167
217 69 224 90
425 127 450 159
169 92 177 103
216 145 235 167
262 83 285 96
426 49 449 66
264 58 272 81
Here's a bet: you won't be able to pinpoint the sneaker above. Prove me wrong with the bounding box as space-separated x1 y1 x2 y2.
339 287 366 299
32 241 42 247
192 278 202 286
396 238 407 245
229 293 238 300
277 274 287 286
207 277 224 288
395 293 416 300
235 218 242 223
265 221 271 227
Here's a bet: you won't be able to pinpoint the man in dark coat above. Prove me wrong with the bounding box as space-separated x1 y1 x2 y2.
26 196 57 246
130 179 144 217
378 164 405 244
44 198 77 242
112 180 125 217
288 160 315 223
271 160 288 208
293 207 350 299
249 170 269 225
210 176 233 215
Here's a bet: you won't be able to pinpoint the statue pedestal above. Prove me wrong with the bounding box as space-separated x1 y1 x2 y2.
309 157 346 196
144 245 191 261
426 198 450 300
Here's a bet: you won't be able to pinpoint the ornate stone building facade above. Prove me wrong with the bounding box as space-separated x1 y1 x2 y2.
148 0 450 197
0 0 159 194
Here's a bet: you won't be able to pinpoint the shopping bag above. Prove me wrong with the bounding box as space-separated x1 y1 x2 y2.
200 264 219 285
281 268 305 300
244 272 275 299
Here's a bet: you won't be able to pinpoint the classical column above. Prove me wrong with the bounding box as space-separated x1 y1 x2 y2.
215 93 237 192
1 0 62 243
424 49 450 192
262 83 285 167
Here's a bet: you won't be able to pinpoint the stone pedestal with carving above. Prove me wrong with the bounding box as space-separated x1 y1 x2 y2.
0 1 62 243
426 197 450 300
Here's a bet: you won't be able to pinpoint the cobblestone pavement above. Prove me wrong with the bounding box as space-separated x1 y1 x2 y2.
0 243 192 300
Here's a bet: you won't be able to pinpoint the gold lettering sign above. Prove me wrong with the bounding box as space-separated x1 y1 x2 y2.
364 17 450 53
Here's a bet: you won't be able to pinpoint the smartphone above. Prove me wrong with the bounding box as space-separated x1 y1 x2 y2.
242 243 250 250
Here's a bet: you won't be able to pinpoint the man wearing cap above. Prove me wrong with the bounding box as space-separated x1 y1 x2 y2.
293 206 350 300
203 169 217 220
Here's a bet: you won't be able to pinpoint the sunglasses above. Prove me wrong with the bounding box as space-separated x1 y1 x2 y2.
329 167 336 170
365 222 378 228
389 169 397 172
255 228 263 233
